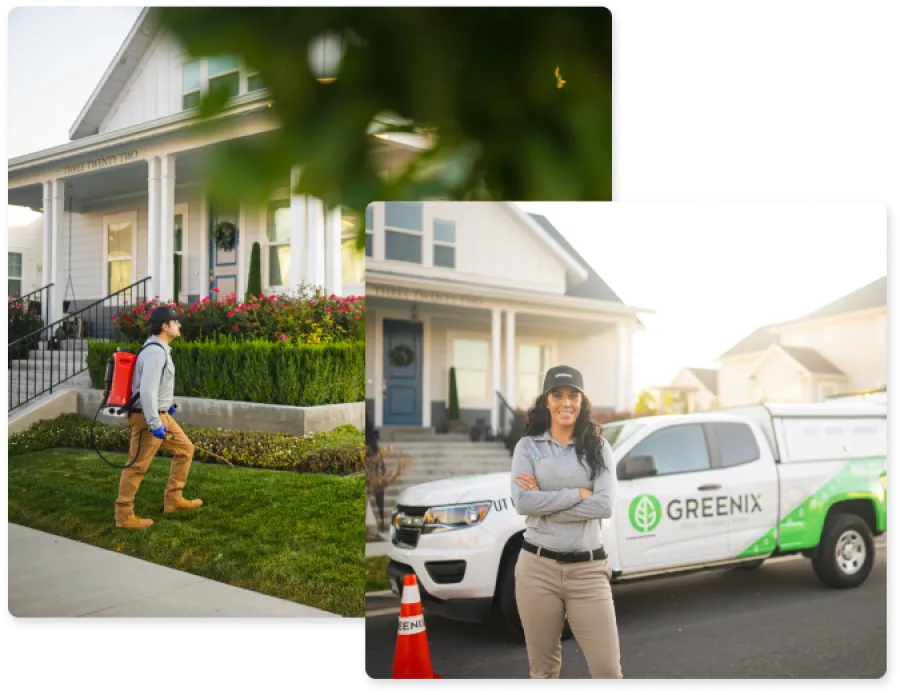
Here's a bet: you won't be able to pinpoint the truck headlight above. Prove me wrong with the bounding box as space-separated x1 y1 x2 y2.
421 502 491 534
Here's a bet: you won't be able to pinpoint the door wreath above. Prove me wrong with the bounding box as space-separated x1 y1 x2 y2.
389 344 416 367
212 220 238 251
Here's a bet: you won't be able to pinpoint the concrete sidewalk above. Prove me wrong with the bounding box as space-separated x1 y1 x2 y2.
366 539 390 558
8 523 339 617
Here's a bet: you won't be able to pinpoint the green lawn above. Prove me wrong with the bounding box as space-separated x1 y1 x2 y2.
8 448 365 617
366 555 391 592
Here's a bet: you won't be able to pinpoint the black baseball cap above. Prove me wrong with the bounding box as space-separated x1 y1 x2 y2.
542 365 585 395
148 306 184 324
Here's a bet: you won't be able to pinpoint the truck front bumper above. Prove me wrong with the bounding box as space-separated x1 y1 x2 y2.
386 559 494 623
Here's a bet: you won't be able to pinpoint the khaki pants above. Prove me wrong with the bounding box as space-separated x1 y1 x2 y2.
114 412 196 522
514 548 623 679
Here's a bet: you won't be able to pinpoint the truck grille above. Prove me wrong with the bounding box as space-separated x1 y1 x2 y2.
394 528 422 548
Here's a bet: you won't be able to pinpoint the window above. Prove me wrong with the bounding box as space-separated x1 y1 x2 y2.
182 60 202 109
208 55 240 99
173 210 187 301
8 252 22 298
341 208 364 285
518 344 552 406
384 202 423 263
625 424 711 476
711 423 760 468
452 338 490 404
433 219 456 268
106 221 134 294
182 55 260 110
365 204 374 257
266 200 291 287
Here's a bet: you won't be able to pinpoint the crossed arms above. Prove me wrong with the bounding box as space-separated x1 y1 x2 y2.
509 438 617 523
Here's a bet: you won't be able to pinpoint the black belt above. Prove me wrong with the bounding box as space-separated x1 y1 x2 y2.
522 539 607 563
131 408 166 414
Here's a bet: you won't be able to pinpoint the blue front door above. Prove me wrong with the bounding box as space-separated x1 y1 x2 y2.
209 204 239 296
383 319 423 426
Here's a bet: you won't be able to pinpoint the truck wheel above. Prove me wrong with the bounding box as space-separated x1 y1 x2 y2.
812 513 875 589
498 553 573 641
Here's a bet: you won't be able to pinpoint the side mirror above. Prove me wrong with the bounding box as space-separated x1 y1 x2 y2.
617 455 658 480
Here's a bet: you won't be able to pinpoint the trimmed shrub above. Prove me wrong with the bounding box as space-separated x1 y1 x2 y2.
88 338 364 407
247 242 262 300
448 366 460 420
8 413 364 475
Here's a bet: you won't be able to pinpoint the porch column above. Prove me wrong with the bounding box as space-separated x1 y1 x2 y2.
41 181 53 323
617 321 632 412
49 179 66 324
289 166 306 293
146 157 161 300
505 310 517 426
306 196 326 293
491 308 502 434
324 204 342 297
159 154 176 302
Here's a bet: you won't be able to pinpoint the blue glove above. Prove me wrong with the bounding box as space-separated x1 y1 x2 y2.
151 425 167 440
167 404 177 416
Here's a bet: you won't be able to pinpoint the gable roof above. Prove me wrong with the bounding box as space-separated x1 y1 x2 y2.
755 345 846 377
796 275 886 323
685 367 718 395
527 213 625 304
718 275 886 360
69 8 158 140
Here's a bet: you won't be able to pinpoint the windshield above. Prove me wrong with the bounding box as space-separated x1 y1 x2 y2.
600 421 646 451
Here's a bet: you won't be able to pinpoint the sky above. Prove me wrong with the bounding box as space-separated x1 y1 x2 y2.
516 201 886 393
5 9 888 395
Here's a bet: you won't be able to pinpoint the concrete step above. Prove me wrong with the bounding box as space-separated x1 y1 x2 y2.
381 442 508 454
9 355 88 369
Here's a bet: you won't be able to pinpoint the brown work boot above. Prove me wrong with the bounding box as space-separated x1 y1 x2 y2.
116 514 154 529
164 498 204 513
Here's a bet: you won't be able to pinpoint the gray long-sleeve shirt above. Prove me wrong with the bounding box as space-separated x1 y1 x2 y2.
510 432 617 553
131 336 175 430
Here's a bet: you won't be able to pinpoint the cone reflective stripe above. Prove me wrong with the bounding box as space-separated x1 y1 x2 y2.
392 573 439 679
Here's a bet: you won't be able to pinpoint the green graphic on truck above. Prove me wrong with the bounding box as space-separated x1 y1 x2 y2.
628 494 662 533
738 457 887 558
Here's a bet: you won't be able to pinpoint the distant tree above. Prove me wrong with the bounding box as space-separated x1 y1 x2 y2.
635 390 657 416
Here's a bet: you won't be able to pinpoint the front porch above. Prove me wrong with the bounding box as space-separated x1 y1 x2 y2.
365 284 637 432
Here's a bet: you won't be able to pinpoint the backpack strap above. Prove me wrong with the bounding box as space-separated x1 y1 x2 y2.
124 342 168 415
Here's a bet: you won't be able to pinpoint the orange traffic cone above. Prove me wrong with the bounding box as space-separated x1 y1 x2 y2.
392 573 440 679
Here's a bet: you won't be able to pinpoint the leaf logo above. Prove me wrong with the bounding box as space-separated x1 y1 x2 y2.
628 494 662 533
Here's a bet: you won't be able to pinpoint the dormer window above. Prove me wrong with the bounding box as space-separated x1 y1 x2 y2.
181 56 263 111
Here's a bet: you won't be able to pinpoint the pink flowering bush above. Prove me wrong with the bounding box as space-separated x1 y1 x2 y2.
112 285 365 345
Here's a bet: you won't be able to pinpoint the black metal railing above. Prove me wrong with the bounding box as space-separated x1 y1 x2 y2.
496 390 528 454
8 277 151 413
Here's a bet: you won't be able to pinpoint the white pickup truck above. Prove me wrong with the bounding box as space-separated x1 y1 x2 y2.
385 402 887 635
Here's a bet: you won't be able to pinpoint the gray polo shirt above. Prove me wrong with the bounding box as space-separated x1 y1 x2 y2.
131 335 175 431
510 431 617 553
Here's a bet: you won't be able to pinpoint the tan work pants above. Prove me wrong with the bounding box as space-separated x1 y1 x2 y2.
514 548 623 679
114 412 196 522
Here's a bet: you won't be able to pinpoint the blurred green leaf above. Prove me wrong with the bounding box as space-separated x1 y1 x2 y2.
157 7 612 214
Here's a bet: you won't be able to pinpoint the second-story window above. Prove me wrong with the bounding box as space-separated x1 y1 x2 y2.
208 55 240 99
181 56 263 111
433 219 456 268
182 61 202 109
384 202 423 264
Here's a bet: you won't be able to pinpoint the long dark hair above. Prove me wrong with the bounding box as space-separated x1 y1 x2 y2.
524 392 606 480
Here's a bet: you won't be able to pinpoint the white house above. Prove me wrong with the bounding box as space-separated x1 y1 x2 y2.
664 367 719 412
8 218 45 300
365 202 650 433
6 7 416 326
717 276 887 406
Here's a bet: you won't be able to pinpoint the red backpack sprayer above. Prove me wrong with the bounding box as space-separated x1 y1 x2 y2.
91 345 232 468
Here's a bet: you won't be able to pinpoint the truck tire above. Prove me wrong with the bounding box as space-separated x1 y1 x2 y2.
498 553 573 641
812 513 875 589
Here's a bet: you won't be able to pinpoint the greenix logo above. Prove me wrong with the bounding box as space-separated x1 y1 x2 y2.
628 494 662 533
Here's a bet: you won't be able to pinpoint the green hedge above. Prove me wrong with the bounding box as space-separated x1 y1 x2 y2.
9 414 365 475
87 338 364 407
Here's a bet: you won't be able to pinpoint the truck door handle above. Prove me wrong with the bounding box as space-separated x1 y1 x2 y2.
697 484 722 491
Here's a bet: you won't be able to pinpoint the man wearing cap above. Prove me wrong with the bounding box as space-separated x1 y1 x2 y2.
114 306 202 529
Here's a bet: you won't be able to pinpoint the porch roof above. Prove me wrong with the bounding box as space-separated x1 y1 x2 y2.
366 269 652 322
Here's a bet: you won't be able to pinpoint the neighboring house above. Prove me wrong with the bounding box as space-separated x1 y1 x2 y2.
7 8 416 326
717 276 887 406
665 367 719 412
365 202 650 433
8 218 44 299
